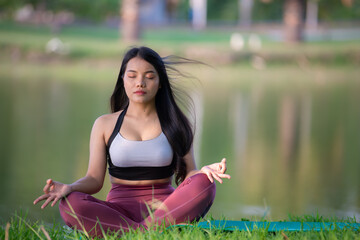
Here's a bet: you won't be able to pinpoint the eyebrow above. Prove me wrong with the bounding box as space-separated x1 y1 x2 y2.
126 70 156 74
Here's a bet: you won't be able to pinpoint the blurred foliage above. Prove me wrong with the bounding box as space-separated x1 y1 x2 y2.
318 0 360 20
48 0 119 20
207 0 238 21
0 0 359 22
206 0 360 22
252 0 285 22
0 0 119 21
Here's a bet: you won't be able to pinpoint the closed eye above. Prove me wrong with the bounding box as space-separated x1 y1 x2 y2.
146 74 155 79
127 74 136 78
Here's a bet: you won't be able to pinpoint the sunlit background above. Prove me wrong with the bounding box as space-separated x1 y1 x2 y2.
0 0 359 224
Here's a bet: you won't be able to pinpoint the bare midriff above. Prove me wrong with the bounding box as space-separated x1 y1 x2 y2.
110 176 172 185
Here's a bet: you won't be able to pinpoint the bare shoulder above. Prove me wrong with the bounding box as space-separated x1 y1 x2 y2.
94 112 121 129
95 112 118 123
92 111 123 140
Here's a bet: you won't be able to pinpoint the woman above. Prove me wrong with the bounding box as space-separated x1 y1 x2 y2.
33 46 230 237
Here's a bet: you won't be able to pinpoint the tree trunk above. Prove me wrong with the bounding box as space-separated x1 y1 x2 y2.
190 0 207 30
238 0 253 28
306 0 318 29
283 0 304 43
121 0 140 42
166 0 180 23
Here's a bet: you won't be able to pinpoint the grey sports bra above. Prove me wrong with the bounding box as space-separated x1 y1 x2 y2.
106 106 175 180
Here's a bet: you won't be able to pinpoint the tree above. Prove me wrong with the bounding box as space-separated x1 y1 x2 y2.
121 0 140 42
190 0 207 30
283 0 305 43
238 0 254 28
306 0 319 29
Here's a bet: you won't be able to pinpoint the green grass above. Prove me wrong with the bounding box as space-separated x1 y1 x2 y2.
1 211 359 240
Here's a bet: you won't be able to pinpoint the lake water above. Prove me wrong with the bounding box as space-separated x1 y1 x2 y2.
0 61 359 223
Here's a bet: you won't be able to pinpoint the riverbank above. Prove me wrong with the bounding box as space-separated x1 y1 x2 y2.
1 21 359 66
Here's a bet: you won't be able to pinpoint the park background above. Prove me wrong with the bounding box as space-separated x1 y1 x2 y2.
0 0 359 225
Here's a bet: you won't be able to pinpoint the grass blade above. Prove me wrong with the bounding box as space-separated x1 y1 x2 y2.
5 222 10 240
14 215 44 240
40 225 52 240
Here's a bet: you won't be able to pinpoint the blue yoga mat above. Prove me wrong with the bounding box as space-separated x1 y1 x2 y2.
195 220 360 232
170 220 360 232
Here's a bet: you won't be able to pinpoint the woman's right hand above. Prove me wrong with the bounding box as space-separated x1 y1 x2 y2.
33 179 72 209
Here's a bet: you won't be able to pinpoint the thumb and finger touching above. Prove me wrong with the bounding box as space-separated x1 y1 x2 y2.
43 179 54 194
35 178 66 208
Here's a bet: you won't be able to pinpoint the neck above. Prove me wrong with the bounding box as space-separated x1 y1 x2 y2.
126 101 157 118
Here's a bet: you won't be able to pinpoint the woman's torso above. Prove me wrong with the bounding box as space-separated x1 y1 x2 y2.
103 109 173 185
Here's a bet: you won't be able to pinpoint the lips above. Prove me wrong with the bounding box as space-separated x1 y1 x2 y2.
134 90 146 95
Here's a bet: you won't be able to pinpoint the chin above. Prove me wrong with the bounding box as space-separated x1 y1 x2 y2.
132 98 152 104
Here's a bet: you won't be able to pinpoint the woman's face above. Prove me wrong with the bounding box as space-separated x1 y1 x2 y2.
123 57 160 105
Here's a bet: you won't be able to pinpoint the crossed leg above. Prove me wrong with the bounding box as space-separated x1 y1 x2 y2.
143 173 216 227
59 173 216 238
59 191 141 237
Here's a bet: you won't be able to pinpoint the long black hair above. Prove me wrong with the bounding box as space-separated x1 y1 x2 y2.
110 46 194 185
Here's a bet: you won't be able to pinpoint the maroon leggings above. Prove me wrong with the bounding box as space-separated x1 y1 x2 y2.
59 173 216 237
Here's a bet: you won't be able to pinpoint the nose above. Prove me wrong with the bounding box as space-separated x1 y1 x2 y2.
136 77 146 88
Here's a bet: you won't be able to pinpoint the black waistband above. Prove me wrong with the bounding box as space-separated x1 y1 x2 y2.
108 165 174 180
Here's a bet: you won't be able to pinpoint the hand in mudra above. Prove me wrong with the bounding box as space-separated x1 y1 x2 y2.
200 158 231 183
33 179 72 209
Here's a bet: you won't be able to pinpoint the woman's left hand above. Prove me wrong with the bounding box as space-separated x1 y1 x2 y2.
200 158 231 184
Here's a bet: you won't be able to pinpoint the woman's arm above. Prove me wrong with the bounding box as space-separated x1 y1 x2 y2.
70 116 108 193
183 146 231 183
183 146 197 178
33 116 108 209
